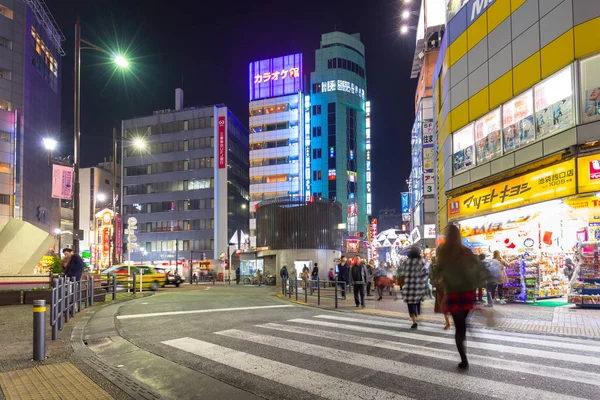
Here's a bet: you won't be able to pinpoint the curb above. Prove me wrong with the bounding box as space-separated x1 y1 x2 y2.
273 291 600 341
70 296 162 400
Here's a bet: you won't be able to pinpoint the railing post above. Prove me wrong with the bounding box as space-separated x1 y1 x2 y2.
132 272 137 295
51 278 58 340
58 276 64 330
305 281 308 303
90 276 95 307
318 279 321 306
77 279 82 312
64 278 71 322
112 274 117 300
335 280 338 309
295 278 298 301
70 278 76 317
32 300 46 361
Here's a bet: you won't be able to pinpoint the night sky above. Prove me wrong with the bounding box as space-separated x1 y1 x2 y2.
47 0 418 215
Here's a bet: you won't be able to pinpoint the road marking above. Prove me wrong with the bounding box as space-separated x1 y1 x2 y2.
217 329 586 400
162 337 410 400
314 315 600 353
288 318 600 366
258 323 600 387
116 305 294 320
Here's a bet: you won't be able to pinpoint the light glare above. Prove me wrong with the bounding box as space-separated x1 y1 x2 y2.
402 10 410 19
133 137 146 149
400 25 409 34
97 193 107 202
114 55 129 68
43 137 57 151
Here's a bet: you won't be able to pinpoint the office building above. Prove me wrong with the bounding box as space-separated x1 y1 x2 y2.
248 53 305 248
377 208 405 232
310 31 369 243
0 1 63 234
121 89 249 276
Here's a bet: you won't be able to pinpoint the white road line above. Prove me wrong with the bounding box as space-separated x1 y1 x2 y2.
116 305 294 320
258 323 600 387
162 337 411 400
217 329 587 400
288 318 600 366
314 315 600 353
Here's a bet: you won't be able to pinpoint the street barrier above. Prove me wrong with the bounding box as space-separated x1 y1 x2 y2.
281 279 347 308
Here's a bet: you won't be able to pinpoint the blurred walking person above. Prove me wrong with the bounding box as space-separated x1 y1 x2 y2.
337 256 350 298
493 250 509 304
402 246 428 329
437 224 485 369
311 262 319 294
430 256 451 330
351 256 368 308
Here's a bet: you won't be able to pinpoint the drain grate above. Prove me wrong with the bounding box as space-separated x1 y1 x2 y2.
84 337 113 346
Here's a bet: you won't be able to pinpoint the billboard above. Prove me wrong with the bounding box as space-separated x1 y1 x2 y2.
52 164 73 200
401 192 410 222
218 116 226 169
249 53 303 101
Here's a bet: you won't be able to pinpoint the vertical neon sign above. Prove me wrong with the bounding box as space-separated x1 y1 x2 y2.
366 101 372 216
304 95 311 198
218 116 226 169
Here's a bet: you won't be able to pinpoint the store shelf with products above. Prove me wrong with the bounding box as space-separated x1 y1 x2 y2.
504 256 526 302
537 253 569 299
568 242 600 308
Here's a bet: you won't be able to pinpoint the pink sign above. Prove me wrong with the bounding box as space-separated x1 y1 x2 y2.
115 214 122 255
51 164 73 200
218 116 226 169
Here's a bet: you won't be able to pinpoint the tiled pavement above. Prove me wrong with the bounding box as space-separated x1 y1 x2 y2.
276 289 600 338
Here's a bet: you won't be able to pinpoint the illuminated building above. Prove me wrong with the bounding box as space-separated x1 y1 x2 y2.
310 31 369 244
121 89 249 277
0 1 63 235
248 54 310 247
248 54 306 248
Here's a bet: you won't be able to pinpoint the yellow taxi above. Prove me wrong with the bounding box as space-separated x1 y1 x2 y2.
100 265 167 291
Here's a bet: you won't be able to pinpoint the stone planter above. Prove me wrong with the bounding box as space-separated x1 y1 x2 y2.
0 291 22 305
23 290 53 304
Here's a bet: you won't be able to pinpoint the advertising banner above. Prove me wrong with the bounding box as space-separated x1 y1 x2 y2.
577 154 600 194
218 116 226 169
401 192 410 221
51 164 73 200
115 214 122 255
448 159 576 221
370 219 378 261
424 224 436 239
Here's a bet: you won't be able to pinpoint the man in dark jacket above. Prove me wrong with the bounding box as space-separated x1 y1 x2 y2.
280 265 290 294
351 256 369 308
63 248 84 281
337 256 350 298
235 267 241 284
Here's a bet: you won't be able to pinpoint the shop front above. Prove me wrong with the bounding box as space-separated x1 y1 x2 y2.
447 157 600 307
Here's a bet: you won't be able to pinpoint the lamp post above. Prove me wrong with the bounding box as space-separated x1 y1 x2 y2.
54 228 62 254
73 17 129 254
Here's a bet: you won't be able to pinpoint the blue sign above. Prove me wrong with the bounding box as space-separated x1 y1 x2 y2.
249 53 303 101
401 193 410 214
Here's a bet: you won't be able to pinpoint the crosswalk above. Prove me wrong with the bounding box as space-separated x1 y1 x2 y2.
161 313 600 400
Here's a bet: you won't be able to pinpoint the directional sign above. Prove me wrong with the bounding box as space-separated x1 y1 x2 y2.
127 217 137 226
128 234 137 243
128 243 137 249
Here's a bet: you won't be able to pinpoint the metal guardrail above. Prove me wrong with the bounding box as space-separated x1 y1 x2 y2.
50 275 95 341
281 279 349 308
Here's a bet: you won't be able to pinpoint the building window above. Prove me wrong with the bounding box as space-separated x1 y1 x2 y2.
502 90 534 153
0 69 11 80
453 124 475 174
535 66 573 139
312 148 322 159
105 179 110 185
0 193 9 204
312 105 322 115
0 4 13 19
0 162 9 174
475 108 502 164
313 170 322 181
0 131 9 142
581 55 600 124
312 126 322 137
312 83 322 94
0 99 10 111
0 36 11 49
30 27 58 92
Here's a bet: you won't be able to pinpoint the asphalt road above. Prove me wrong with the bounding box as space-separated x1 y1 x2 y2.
110 284 599 400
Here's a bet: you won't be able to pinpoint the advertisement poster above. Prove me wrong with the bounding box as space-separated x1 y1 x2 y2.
475 108 502 164
51 164 73 200
581 56 600 123
115 214 122 255
503 90 535 153
401 192 410 221
249 53 303 101
218 116 226 169
577 154 600 194
453 124 474 173
445 0 468 22
534 66 573 138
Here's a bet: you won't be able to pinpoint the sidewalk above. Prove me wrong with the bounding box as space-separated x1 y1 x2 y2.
0 293 151 400
276 288 600 338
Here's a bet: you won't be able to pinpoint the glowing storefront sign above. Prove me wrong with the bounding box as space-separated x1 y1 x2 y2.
304 95 311 198
218 116 226 169
577 154 600 194
366 101 372 216
249 53 303 101
371 218 378 261
448 160 576 221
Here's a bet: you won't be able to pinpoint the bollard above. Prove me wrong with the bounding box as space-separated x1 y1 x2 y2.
288 279 292 298
33 300 46 361
132 272 137 295
70 278 77 317
295 278 298 301
335 281 338 309
77 279 82 312
112 274 117 300
51 278 58 340
318 279 321 306
305 281 308 303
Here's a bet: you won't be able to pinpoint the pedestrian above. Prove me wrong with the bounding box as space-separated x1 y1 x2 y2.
492 250 508 304
192 271 198 284
300 268 309 291
62 248 84 282
437 224 486 370
255 268 262 286
351 256 368 308
337 256 351 298
328 267 335 287
480 254 502 307
430 256 451 330
280 265 289 293
311 262 319 294
366 260 375 297
402 246 428 329
235 266 241 285
564 257 575 281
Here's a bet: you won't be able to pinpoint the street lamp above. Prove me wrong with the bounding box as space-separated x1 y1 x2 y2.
73 17 130 254
96 192 107 203
43 138 57 166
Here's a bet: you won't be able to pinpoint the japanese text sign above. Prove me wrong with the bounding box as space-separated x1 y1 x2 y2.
448 159 576 221
51 164 73 200
218 116 226 169
249 53 303 101
577 154 600 194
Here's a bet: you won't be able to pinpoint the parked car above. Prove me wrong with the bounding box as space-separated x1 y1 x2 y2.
100 265 167 291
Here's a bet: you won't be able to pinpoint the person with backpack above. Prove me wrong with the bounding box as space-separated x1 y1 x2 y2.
479 254 502 307
402 246 429 329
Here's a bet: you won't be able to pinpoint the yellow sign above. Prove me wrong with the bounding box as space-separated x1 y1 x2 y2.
448 160 576 221
577 154 600 194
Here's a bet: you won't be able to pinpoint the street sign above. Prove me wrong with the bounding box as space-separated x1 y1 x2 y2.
128 234 137 243
127 217 137 226
128 243 137 249
229 230 239 245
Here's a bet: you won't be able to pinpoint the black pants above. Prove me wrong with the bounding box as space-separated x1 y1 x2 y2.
366 282 372 296
496 283 504 299
451 310 470 364
486 283 497 305
353 284 365 306
407 303 421 317
339 282 348 298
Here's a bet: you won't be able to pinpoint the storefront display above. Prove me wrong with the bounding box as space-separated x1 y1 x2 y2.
475 108 502 164
568 243 600 308
580 54 600 123
534 66 574 139
453 124 475 174
502 90 535 153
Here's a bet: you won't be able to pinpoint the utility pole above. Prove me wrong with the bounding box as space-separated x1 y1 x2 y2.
112 126 117 265
175 239 179 275
72 18 81 254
